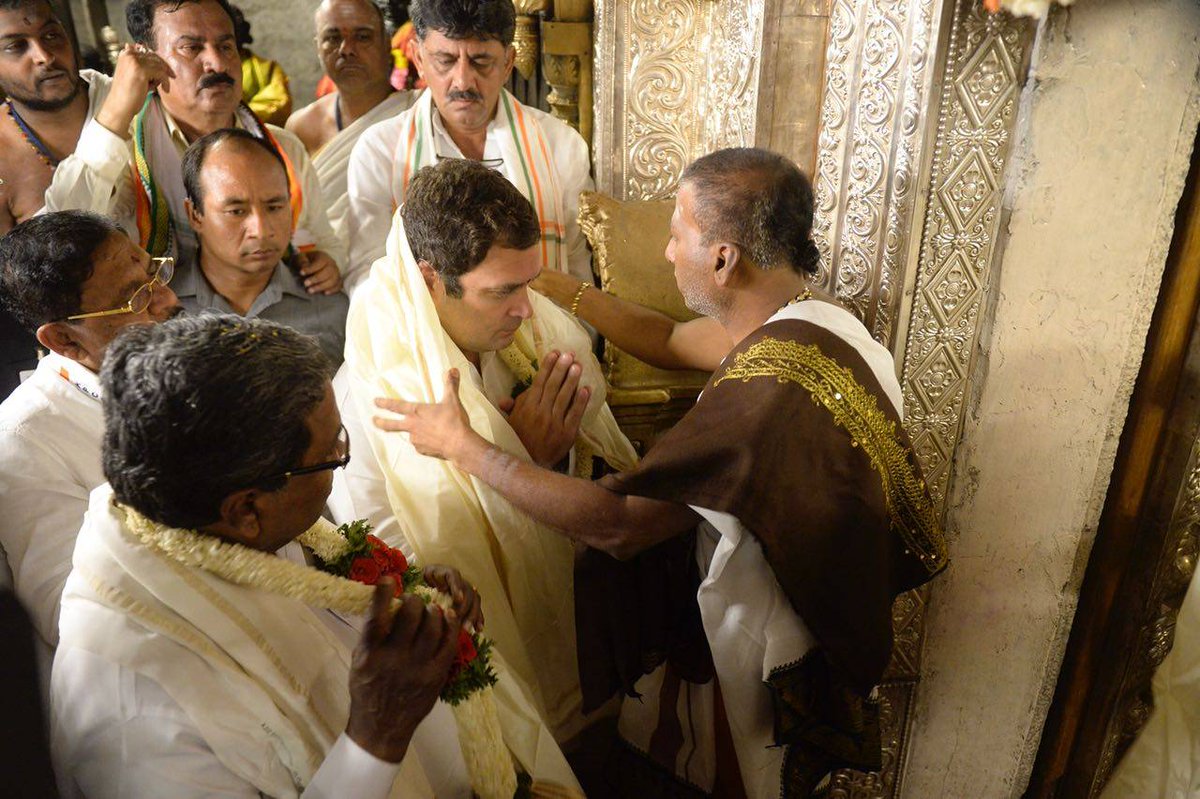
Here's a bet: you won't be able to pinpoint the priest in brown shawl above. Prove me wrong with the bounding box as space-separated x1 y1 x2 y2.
374 147 949 798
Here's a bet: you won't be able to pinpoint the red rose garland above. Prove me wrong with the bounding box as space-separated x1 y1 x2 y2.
313 521 497 704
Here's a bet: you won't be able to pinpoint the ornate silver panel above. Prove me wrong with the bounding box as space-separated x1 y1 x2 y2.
899 4 1033 508
592 0 765 200
813 0 942 349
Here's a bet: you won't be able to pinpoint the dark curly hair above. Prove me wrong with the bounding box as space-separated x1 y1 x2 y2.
0 211 121 332
401 159 539 297
409 0 515 46
681 148 820 275
126 0 237 48
101 314 331 529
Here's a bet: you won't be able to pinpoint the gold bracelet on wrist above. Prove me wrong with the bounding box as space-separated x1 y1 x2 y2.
569 282 590 316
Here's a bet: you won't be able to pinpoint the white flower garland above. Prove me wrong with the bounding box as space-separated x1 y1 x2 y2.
120 504 516 799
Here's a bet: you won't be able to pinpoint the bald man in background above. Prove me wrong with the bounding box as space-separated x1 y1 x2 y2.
288 0 413 246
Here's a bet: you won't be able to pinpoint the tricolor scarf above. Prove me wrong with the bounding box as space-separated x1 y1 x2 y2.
132 94 304 259
389 89 569 273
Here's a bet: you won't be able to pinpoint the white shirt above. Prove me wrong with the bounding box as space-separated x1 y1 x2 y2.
344 97 593 293
52 541 471 799
0 351 103 648
43 72 345 271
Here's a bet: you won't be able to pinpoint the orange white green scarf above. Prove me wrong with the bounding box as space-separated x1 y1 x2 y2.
389 88 568 273
132 94 304 259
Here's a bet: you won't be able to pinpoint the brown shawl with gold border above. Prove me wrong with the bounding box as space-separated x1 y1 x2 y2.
592 316 947 792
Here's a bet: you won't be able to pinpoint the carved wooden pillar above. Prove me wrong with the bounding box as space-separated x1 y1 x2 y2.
542 0 592 144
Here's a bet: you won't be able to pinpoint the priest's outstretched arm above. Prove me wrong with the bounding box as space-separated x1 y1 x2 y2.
532 269 733 372
374 369 699 559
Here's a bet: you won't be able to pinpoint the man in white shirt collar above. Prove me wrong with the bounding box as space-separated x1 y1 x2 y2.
0 210 181 652
344 0 593 293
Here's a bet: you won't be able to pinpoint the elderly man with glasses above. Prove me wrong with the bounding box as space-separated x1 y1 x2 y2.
51 314 490 799
0 211 181 666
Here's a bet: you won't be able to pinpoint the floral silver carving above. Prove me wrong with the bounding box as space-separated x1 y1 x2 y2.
593 0 764 200
813 0 941 349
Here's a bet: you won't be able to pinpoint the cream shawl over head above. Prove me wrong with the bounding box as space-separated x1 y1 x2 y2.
342 212 636 749
54 485 433 798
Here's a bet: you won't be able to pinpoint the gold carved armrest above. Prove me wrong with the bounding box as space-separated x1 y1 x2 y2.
579 191 711 451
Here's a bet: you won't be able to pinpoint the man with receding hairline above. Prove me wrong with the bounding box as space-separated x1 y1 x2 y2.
180 128 349 366
288 0 413 247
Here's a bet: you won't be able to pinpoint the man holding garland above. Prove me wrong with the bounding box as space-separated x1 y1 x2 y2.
52 314 579 798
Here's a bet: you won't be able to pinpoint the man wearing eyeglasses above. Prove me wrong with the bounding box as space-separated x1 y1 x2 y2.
287 0 414 247
51 314 504 799
179 128 349 367
0 210 181 662
343 0 593 294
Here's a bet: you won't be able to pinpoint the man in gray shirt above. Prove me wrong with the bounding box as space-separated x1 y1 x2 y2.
178 128 348 365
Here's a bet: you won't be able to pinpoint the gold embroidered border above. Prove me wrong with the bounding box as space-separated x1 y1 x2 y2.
714 337 947 573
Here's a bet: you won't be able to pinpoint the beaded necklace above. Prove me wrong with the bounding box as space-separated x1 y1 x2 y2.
6 101 58 168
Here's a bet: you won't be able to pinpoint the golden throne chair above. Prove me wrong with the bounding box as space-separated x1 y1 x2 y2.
578 191 711 455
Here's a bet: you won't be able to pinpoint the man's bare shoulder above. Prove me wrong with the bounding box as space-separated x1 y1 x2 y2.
0 125 52 231
286 94 336 155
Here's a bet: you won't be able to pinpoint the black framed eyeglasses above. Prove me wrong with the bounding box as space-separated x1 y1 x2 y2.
263 424 350 481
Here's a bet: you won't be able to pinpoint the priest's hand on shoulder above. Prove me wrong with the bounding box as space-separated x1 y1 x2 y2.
497 350 590 468
374 369 487 466
345 580 459 763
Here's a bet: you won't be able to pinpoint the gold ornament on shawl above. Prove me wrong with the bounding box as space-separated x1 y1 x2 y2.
715 337 948 572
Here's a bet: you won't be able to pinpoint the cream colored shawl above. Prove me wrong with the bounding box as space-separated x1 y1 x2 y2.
314 91 413 245
54 485 434 798
342 213 636 747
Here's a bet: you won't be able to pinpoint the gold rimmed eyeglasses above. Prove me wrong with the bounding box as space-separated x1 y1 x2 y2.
65 256 175 321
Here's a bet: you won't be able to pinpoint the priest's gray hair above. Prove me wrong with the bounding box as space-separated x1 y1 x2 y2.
681 147 820 275
101 314 332 529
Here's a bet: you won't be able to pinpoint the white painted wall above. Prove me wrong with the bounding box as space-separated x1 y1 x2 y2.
904 0 1200 795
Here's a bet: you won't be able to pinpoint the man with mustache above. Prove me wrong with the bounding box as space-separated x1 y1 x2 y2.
343 0 592 294
0 0 95 233
43 0 345 295
288 0 414 247
180 128 349 367
0 211 181 664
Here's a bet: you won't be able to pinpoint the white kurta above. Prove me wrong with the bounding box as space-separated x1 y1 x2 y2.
0 351 103 649
618 299 903 798
43 72 345 271
343 93 593 293
52 486 467 799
